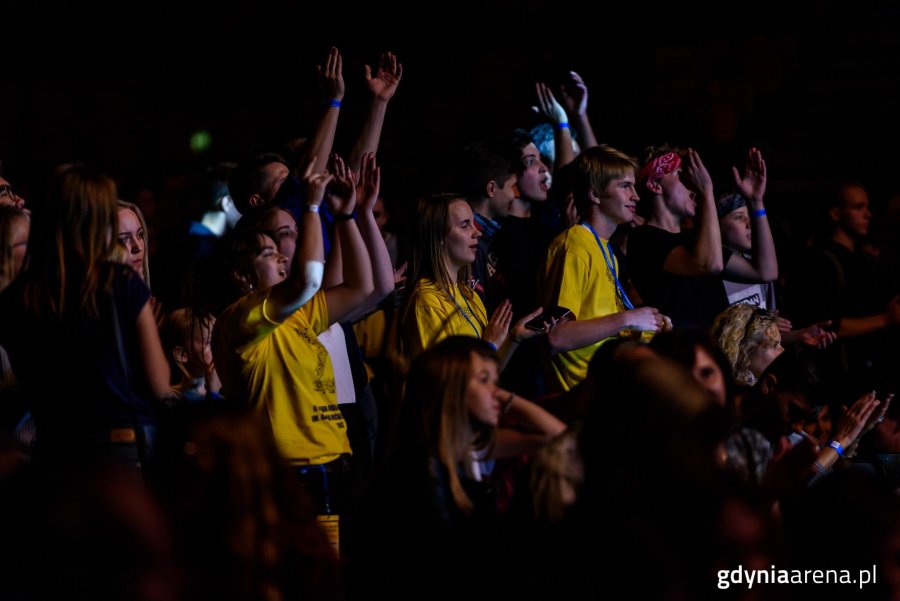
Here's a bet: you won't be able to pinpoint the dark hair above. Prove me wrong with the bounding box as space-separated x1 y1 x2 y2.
227 153 288 217
455 140 515 203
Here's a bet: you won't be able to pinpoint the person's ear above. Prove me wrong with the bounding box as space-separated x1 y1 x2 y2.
760 372 778 395
232 270 254 293
645 179 662 195
587 188 603 206
249 193 264 208
829 205 841 223
172 345 189 365
485 180 497 199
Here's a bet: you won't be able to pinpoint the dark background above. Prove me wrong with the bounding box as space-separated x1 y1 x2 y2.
4 0 900 238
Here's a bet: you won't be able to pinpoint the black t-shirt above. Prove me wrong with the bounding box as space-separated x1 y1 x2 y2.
0 262 153 439
628 225 731 330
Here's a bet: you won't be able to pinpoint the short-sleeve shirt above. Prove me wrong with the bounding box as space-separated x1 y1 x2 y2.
402 279 488 358
628 225 731 330
542 225 624 392
213 289 350 465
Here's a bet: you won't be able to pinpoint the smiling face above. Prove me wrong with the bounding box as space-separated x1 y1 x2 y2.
596 170 640 226
259 208 298 271
443 199 481 272
465 352 503 428
117 207 146 277
251 234 289 290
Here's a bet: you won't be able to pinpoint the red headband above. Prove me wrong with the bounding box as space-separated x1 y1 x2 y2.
639 151 681 190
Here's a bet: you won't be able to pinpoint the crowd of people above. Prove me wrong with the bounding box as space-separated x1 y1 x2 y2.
1 47 899 599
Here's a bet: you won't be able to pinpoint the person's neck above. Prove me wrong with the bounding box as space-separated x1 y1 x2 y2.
647 202 682 233
583 210 618 240
471 199 491 221
831 228 856 251
508 197 531 218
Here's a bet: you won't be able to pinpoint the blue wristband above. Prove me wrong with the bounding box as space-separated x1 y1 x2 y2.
557 122 569 129
827 439 844 457
753 208 767 218
487 342 498 351
328 99 342 108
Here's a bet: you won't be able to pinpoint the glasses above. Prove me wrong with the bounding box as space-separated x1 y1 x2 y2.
0 184 14 200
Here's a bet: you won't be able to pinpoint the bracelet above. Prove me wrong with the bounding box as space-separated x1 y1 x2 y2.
333 211 355 221
752 208 767 218
305 204 320 213
557 122 569 129
827 439 844 457
486 341 498 351
327 99 342 109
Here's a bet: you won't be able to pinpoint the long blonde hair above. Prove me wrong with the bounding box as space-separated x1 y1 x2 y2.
399 336 497 514
24 165 119 319
116 200 151 288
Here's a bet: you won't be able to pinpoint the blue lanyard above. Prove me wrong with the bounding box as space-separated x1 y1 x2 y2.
445 285 484 337
579 222 634 310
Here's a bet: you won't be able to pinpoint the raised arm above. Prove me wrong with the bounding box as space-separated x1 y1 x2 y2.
266 159 328 321
661 148 723 275
297 47 345 176
341 152 395 321
534 82 576 169
491 391 566 459
721 148 778 282
323 156 374 324
349 52 403 172
558 70 599 149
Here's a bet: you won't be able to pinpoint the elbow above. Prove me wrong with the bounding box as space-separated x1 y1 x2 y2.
297 261 325 306
701 257 724 275
761 267 779 282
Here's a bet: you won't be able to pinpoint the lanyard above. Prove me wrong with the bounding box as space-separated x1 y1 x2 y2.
445 285 484 337
579 222 634 310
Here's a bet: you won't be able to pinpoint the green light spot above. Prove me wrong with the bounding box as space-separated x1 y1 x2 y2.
190 130 212 153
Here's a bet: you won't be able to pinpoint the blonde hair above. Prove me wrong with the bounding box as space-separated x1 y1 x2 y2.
712 304 779 386
117 200 151 289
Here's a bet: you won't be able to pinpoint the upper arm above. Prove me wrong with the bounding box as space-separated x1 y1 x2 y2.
662 244 718 277
135 301 170 401
323 284 368 326
722 252 769 283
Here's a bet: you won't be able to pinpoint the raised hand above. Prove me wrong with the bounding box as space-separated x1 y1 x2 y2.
558 70 589 116
302 156 334 206
533 82 569 126
365 52 403 102
680 148 714 197
355 152 381 212
317 46 345 102
732 147 767 202
326 154 356 215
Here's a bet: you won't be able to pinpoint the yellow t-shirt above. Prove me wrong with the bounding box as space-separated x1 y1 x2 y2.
212 289 351 465
542 225 624 392
402 278 488 358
